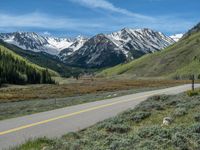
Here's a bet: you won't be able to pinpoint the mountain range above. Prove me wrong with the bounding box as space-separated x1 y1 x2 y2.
0 28 175 68
1 22 200 82
0 32 75 55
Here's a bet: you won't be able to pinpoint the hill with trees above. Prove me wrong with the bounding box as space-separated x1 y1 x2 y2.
0 40 85 78
0 45 54 86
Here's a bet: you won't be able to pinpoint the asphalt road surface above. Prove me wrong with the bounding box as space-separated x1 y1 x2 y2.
0 84 199 149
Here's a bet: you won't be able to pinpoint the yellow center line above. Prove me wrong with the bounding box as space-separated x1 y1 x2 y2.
0 88 174 136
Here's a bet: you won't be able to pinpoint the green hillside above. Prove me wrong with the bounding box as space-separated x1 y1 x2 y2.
99 23 200 79
0 40 85 77
0 45 55 85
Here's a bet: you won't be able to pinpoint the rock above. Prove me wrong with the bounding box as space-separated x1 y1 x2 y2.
113 94 117 96
107 95 112 98
163 117 172 125
42 146 48 150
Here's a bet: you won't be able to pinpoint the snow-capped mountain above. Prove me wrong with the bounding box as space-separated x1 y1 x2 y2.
170 34 183 42
0 29 175 68
61 28 175 68
107 28 175 58
0 32 74 55
62 34 127 68
59 36 88 58
45 37 73 50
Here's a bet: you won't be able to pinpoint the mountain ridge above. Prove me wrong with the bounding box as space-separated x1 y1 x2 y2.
0 32 86 55
98 22 200 79
60 28 175 68
0 28 175 68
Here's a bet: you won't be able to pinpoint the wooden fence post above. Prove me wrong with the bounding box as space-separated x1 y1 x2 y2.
192 75 195 91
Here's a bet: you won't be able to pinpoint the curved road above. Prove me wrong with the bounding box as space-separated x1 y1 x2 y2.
0 84 199 149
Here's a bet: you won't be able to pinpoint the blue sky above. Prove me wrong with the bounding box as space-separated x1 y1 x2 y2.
0 0 199 37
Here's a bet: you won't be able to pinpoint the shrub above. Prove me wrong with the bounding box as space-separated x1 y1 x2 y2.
173 108 187 117
194 114 200 122
131 112 151 123
150 95 161 101
172 132 188 150
105 123 130 133
135 140 159 150
189 123 200 133
62 132 80 141
136 102 164 111
137 126 171 139
186 90 199 97
109 138 132 150
97 117 125 130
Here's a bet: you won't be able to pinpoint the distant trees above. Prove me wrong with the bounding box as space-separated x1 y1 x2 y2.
0 47 54 85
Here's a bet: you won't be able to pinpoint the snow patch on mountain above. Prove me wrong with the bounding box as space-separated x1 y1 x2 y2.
170 34 183 42
68 36 88 51
45 37 73 50
106 28 175 58
0 32 77 55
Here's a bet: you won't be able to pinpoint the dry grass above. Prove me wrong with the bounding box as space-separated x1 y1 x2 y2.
0 79 191 102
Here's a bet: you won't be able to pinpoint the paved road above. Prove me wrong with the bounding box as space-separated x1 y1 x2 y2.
0 84 199 149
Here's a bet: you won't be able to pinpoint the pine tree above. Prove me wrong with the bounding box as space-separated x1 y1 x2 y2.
0 46 54 85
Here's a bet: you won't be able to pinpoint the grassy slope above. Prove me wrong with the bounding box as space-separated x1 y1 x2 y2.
0 40 84 77
99 30 200 79
15 92 200 150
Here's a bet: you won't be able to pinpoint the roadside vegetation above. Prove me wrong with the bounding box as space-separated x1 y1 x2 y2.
15 91 200 150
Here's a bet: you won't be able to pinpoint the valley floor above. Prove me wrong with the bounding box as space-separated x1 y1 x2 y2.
0 78 190 102
15 90 200 150
0 79 191 120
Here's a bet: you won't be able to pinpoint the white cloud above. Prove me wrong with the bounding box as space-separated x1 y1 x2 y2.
0 12 103 30
69 0 154 20
0 11 197 36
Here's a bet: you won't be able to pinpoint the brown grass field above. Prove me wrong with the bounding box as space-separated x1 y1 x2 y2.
0 78 192 102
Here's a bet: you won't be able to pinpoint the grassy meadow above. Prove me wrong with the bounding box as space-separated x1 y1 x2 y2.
0 79 191 102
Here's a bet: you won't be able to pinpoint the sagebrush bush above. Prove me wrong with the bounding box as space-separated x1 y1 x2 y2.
109 138 132 150
189 123 200 133
173 107 187 117
137 126 171 139
194 114 200 122
97 118 130 133
135 140 159 150
135 95 171 111
104 123 130 133
136 101 164 111
148 95 170 102
62 132 80 141
172 132 189 150
131 112 151 123
186 90 199 97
